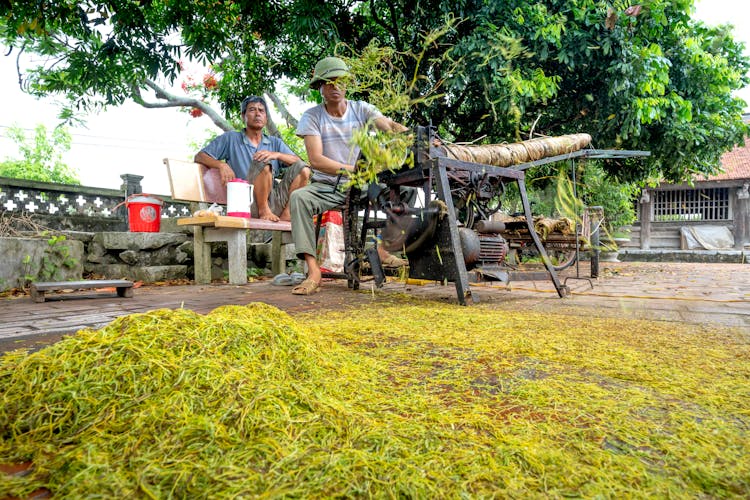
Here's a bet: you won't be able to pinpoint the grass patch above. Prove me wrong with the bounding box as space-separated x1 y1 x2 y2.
1 300 748 497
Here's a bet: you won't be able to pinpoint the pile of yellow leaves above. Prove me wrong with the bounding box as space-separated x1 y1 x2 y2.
1 300 748 497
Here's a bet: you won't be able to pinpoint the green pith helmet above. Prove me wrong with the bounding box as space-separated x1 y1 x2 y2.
309 57 350 89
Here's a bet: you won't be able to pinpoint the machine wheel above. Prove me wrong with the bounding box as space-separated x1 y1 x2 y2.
508 245 577 271
546 249 577 271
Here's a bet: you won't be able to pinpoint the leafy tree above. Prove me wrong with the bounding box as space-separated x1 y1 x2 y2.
0 124 79 184
2 0 748 184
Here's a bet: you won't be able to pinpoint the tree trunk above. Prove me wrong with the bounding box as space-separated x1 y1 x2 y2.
266 92 299 129
265 114 280 137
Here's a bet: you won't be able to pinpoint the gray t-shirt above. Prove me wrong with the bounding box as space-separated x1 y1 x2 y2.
199 131 295 180
296 100 384 185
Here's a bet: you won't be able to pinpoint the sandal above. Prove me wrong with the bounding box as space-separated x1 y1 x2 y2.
272 273 294 286
290 272 306 285
291 278 321 295
381 254 409 269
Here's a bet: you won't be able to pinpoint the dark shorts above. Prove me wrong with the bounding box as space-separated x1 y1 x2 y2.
249 160 308 217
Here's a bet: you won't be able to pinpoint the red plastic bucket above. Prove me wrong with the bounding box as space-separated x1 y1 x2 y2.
126 195 163 232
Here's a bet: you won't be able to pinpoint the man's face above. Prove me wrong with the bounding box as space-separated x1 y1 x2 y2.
320 77 346 102
243 102 267 130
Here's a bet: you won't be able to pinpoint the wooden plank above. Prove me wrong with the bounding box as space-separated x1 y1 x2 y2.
164 158 207 202
29 280 135 303
177 217 219 227
32 280 133 291
240 218 292 232
178 215 291 232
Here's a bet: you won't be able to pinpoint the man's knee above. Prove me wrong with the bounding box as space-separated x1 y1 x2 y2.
248 160 273 184
300 165 311 182
290 160 311 182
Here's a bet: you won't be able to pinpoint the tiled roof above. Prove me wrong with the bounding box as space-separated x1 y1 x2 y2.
696 136 750 181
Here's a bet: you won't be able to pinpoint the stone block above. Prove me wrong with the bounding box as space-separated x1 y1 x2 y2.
284 243 297 260
117 246 187 266
60 231 96 243
0 237 84 292
86 241 106 263
118 250 139 265
84 263 187 282
177 240 193 258
93 232 187 250
249 243 271 266
158 218 184 234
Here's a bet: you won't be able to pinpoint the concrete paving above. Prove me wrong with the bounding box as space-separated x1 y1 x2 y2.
1 261 748 353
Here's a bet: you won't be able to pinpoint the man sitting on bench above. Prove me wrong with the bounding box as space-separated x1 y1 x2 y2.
195 96 310 222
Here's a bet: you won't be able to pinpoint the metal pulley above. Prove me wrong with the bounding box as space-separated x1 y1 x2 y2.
380 199 448 253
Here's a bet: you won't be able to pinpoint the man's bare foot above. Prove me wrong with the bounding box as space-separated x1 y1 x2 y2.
279 209 291 222
258 208 280 222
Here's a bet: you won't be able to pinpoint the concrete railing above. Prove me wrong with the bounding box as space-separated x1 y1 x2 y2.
0 174 192 231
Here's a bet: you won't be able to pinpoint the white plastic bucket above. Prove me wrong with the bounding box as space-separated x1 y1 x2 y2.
226 178 253 218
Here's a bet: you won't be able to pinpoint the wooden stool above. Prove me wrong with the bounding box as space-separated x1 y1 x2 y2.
29 280 135 303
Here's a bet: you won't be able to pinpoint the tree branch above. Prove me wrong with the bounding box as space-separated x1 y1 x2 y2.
14 45 27 92
130 79 235 131
266 91 299 129
369 0 401 50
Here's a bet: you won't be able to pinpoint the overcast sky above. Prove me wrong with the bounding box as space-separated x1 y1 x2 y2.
0 0 748 194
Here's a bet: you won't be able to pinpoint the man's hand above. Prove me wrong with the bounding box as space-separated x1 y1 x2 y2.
253 150 278 164
374 116 409 133
218 162 235 184
194 152 237 185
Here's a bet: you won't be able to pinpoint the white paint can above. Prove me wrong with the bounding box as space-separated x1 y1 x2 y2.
226 178 253 218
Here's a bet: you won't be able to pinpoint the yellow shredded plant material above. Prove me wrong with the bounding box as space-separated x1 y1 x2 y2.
1 301 749 497
553 216 574 235
533 217 557 240
501 215 575 239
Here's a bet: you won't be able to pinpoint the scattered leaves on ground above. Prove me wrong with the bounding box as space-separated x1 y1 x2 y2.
1 299 748 497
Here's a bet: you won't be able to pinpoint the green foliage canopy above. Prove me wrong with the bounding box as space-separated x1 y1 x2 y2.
0 124 79 184
2 0 748 184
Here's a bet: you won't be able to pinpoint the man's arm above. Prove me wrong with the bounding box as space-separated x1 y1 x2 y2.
253 137 301 169
253 150 300 167
194 151 235 184
303 135 356 174
373 116 409 133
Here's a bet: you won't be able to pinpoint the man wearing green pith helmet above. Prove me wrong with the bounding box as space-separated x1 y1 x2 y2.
289 56 413 295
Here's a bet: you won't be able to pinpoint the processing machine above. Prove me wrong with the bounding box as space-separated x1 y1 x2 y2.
329 126 649 305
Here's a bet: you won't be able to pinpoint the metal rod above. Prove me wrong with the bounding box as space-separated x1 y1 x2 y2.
563 158 594 289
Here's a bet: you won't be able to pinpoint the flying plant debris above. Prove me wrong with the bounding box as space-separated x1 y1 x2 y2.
1 301 748 497
345 125 414 190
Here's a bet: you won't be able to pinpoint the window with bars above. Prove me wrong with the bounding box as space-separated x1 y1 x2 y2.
652 188 730 222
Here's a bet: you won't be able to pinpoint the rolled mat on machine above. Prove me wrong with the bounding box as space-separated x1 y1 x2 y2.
497 215 576 240
436 133 592 168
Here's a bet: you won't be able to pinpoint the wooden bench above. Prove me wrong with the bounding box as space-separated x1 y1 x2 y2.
164 158 293 284
29 279 134 303
177 214 292 285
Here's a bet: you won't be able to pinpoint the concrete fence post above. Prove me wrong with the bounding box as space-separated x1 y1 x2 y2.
119 174 145 224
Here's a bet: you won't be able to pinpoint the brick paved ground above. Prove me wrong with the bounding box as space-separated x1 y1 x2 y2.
1 261 748 353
